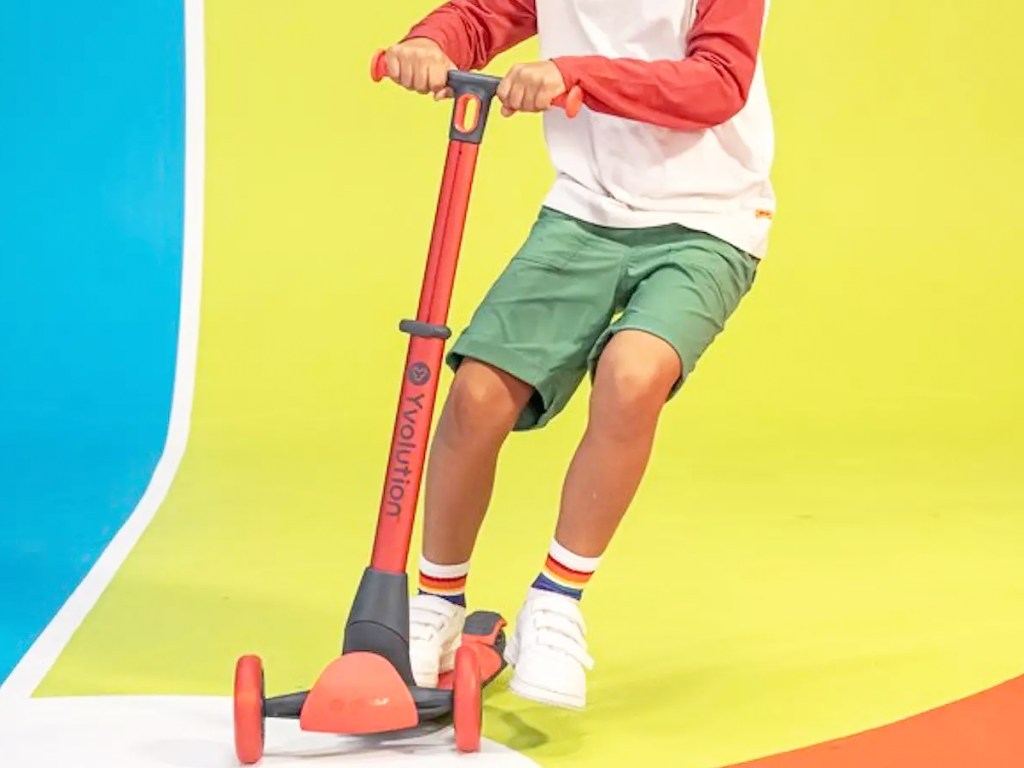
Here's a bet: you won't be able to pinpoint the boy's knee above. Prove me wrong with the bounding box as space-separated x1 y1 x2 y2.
591 341 678 437
444 361 527 439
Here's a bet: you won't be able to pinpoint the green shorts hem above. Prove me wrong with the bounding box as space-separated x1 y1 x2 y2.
446 337 555 431
588 321 690 400
445 208 757 430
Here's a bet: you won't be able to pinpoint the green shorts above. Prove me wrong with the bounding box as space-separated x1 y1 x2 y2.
448 207 758 430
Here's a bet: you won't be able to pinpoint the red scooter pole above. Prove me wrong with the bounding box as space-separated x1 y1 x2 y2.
367 52 582 574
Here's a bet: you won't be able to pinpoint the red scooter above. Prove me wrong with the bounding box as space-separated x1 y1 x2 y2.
231 52 582 764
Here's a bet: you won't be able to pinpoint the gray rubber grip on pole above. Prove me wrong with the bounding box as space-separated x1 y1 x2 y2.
399 319 451 340
446 70 501 144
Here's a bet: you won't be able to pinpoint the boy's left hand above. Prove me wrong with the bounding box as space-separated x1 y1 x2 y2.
497 61 566 117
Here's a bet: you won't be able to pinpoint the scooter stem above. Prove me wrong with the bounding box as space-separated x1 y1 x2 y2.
367 69 499 575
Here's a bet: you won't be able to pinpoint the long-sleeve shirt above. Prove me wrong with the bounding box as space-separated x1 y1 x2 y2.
407 0 776 258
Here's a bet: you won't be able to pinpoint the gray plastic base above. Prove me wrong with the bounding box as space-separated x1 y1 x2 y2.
342 567 415 686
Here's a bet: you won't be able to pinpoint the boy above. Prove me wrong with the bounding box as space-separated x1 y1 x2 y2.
382 0 774 709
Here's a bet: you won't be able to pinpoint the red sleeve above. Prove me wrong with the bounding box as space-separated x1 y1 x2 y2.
403 0 537 72
553 0 766 131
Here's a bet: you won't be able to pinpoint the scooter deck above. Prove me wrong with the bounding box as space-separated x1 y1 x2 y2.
262 610 506 725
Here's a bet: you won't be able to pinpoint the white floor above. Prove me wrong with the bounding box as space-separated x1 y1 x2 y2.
0 696 539 767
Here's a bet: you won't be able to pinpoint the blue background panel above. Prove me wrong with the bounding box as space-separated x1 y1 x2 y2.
0 2 185 680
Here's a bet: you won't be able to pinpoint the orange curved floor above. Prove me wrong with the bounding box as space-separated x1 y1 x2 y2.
726 675 1024 768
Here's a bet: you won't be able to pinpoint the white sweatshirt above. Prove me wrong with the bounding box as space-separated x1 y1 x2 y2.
409 0 776 257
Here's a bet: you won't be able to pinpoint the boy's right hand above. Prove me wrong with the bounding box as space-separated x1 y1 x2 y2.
384 39 455 100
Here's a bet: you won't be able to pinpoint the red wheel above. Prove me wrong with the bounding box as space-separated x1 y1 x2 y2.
452 646 482 753
234 655 265 764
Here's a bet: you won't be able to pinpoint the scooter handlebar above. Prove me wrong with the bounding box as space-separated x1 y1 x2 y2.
371 49 583 118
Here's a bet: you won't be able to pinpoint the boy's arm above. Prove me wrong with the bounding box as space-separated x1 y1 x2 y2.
404 0 538 72
553 0 767 130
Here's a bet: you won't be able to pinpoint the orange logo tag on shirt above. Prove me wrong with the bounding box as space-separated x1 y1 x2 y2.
755 209 774 220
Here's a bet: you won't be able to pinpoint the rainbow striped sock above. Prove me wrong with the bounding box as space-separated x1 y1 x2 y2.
531 539 600 601
417 556 468 607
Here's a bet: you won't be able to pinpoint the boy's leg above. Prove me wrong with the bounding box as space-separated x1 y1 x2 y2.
408 360 531 687
422 359 533 566
508 229 758 708
422 334 672 612
555 329 680 556
504 331 678 708
551 230 758 572
409 208 623 686
418 207 621 575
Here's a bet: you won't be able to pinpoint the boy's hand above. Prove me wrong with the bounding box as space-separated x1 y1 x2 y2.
384 39 456 99
497 61 566 116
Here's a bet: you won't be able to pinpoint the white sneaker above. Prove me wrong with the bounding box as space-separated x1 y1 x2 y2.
505 589 594 709
408 594 465 688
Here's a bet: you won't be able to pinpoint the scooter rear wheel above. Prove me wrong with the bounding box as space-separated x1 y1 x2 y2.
453 645 483 753
234 654 266 764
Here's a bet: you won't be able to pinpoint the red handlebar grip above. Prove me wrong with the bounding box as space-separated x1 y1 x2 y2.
371 48 583 118
550 86 584 118
371 49 388 82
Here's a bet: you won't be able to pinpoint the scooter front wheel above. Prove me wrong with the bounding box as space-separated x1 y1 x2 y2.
452 646 483 753
234 654 266 764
